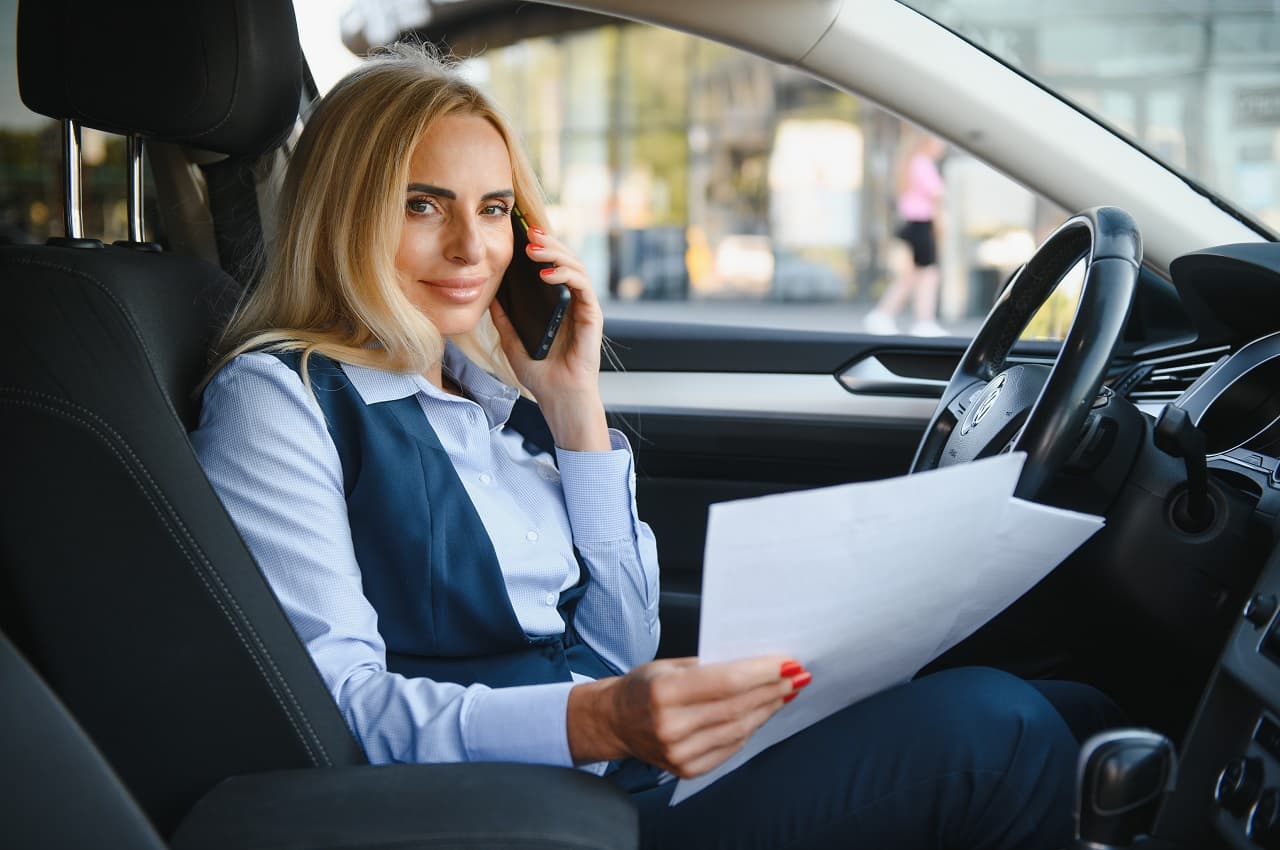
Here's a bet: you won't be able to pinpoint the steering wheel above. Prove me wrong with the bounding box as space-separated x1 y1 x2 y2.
909 206 1141 501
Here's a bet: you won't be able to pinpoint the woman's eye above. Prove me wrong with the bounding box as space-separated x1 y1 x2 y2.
482 203 512 217
406 197 439 216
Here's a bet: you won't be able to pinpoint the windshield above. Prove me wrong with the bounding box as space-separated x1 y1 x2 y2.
898 0 1280 236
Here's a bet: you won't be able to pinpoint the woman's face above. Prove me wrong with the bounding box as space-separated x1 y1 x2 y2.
393 113 515 337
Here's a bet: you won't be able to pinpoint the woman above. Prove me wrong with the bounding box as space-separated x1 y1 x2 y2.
865 133 948 336
193 45 1120 848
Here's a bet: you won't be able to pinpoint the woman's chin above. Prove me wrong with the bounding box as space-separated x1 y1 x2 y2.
419 303 489 338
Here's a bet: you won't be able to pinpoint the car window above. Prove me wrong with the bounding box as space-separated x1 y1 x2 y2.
466 23 1074 340
296 5 1081 341
898 0 1280 239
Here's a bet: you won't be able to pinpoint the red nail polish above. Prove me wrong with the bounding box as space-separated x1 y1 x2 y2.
791 671 812 690
783 693 797 704
528 245 545 254
539 267 555 276
780 660 803 678
529 226 545 236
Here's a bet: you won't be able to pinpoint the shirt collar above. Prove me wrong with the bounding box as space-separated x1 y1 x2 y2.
339 341 520 428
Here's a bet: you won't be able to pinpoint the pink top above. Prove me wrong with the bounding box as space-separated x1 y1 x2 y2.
896 153 944 222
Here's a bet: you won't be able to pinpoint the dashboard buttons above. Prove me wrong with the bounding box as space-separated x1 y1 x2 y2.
1218 756 1264 816
1248 788 1280 848
1248 594 1280 629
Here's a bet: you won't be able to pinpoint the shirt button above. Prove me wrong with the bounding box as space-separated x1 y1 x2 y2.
544 592 557 607
526 530 539 542
478 472 492 485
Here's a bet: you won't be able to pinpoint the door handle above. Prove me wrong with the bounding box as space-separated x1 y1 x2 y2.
838 355 947 398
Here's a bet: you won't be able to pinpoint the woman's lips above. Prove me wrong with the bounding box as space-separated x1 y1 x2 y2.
423 276 487 303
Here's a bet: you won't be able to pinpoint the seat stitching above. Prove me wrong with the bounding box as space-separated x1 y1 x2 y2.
5 255 338 760
3 390 328 764
2 390 334 766
7 254 210 432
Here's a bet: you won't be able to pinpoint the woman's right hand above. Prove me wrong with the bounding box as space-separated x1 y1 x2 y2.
566 656 812 779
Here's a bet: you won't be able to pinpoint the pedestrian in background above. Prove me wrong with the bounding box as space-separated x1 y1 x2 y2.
865 133 948 336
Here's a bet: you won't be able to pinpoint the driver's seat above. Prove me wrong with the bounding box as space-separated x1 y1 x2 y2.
0 1 635 847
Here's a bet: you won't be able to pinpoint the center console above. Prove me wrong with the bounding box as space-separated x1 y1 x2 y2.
1155 532 1280 848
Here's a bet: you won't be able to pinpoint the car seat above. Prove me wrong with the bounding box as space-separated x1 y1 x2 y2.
0 1 636 847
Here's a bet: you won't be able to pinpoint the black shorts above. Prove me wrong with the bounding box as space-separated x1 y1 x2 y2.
895 219 937 268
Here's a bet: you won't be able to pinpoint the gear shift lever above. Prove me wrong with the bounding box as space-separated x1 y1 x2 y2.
1073 729 1176 849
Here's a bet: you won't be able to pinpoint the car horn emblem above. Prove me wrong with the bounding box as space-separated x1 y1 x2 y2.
961 373 1007 436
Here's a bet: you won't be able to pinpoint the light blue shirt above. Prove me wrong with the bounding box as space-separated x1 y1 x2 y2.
191 345 660 767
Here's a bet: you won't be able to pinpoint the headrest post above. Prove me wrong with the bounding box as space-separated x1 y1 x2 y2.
62 119 84 239
127 135 145 242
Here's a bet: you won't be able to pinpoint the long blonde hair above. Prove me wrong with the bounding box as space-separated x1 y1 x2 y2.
209 43 547 389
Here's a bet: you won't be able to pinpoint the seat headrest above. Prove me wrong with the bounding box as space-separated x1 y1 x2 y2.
17 0 303 158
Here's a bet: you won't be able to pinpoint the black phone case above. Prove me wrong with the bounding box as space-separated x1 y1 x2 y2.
497 210 571 359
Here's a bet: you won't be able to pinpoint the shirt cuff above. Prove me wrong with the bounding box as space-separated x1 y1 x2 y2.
556 429 636 543
462 681 576 766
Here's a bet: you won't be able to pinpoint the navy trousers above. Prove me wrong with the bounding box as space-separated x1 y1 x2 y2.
629 667 1124 850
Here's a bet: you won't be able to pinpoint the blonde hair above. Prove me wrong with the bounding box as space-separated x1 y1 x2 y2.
209 43 547 390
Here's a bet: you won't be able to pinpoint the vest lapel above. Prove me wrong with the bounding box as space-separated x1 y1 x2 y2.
269 350 611 687
377 396 529 651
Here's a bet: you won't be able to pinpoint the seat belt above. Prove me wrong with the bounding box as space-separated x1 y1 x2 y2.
201 155 263 291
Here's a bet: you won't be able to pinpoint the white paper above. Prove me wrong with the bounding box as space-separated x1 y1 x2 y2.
671 453 1103 805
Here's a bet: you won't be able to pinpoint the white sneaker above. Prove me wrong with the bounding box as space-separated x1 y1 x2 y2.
909 319 948 337
863 309 897 335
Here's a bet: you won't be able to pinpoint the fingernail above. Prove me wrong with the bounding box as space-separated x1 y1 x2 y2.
539 267 555 276
791 671 812 690
529 226 545 236
783 693 798 704
527 243 544 252
780 660 803 678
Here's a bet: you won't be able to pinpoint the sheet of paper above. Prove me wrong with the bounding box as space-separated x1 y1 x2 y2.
671 453 1103 805
928 496 1104 660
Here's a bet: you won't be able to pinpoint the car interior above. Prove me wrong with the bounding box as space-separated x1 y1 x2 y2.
5 0 1280 849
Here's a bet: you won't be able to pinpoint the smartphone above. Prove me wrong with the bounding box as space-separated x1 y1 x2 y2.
496 209 571 360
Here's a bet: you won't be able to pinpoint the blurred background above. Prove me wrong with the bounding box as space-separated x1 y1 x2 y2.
4 0 1278 339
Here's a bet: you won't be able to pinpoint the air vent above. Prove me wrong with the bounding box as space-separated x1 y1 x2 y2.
1117 346 1231 405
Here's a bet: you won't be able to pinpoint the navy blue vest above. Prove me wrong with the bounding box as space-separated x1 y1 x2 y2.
273 351 616 688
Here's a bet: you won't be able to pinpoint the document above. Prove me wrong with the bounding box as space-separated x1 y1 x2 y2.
671 453 1103 805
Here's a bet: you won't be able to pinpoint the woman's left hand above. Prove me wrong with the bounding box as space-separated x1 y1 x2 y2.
490 225 610 451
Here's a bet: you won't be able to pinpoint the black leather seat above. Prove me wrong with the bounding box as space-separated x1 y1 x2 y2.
1 629 170 850
1 623 633 850
0 1 636 847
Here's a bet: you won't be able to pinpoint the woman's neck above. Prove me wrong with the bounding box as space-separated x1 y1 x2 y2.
442 373 465 397
426 362 465 398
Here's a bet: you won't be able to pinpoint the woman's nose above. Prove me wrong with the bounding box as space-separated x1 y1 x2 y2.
444 216 483 265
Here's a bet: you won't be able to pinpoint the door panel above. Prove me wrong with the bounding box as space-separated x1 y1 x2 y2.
602 318 970 657
601 320 1090 658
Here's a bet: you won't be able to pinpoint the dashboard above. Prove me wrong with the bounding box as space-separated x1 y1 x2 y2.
1135 242 1280 848
1187 330 1280 516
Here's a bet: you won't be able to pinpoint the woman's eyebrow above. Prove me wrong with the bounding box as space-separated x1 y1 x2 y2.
406 183 515 202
